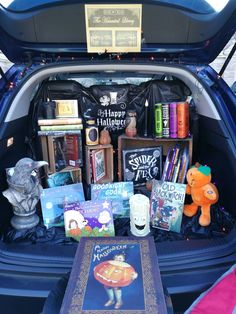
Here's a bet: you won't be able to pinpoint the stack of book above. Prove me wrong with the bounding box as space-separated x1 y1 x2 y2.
38 117 83 135
162 145 189 183
154 101 189 139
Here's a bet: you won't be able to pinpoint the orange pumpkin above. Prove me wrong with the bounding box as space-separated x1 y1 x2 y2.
84 226 92 233
94 260 136 287
68 228 82 237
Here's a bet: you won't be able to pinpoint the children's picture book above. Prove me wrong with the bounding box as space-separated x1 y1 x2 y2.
47 171 74 188
91 182 134 218
150 180 186 233
60 237 167 314
122 147 162 186
92 149 106 182
40 183 85 229
46 167 82 188
64 200 115 241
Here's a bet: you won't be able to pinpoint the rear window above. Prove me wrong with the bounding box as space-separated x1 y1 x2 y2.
0 0 230 13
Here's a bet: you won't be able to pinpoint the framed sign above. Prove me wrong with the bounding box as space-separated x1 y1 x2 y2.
85 4 142 53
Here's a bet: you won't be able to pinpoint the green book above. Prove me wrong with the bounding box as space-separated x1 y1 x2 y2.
40 124 83 131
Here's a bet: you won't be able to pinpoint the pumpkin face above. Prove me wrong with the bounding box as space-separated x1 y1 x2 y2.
186 167 211 188
94 260 136 287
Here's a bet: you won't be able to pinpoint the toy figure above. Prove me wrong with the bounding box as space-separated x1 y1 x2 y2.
94 253 138 309
184 163 219 226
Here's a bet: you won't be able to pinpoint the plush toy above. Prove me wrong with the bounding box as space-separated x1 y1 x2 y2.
184 163 219 226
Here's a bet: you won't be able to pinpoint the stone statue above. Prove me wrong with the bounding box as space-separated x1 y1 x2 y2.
2 158 48 230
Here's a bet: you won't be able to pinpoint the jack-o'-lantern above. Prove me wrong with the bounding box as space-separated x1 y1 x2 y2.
94 260 136 287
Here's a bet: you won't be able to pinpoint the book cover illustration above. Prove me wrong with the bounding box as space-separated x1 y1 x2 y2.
92 149 106 182
64 200 115 241
60 237 167 314
40 183 85 228
151 180 186 233
123 147 162 186
47 171 74 188
91 182 134 218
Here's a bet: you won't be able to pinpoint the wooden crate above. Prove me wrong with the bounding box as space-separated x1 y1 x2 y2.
118 135 193 181
85 144 114 185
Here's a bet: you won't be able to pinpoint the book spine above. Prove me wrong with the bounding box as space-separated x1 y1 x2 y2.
172 151 182 183
40 124 83 131
162 103 170 138
154 103 163 138
161 147 172 181
38 118 82 126
168 147 180 182
166 147 178 181
66 135 79 167
38 130 82 136
177 102 189 138
177 147 189 183
169 102 178 138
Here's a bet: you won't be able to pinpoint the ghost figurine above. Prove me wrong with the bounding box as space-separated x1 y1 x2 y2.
129 194 150 237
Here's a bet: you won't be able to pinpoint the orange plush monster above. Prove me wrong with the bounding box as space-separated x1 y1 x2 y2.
184 163 219 226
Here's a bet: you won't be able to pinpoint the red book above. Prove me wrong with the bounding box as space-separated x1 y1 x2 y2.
66 134 83 167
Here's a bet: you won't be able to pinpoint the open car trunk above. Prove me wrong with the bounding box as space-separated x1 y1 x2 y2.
0 62 235 302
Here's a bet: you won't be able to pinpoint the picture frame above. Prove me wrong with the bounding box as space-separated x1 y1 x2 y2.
60 237 167 313
92 148 106 183
54 99 79 118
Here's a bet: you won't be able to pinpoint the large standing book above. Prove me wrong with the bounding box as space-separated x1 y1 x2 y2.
91 182 134 218
122 147 162 186
60 237 167 314
150 180 186 232
40 183 85 228
64 200 115 241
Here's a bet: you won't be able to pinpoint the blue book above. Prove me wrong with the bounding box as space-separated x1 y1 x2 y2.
91 182 134 218
40 183 85 228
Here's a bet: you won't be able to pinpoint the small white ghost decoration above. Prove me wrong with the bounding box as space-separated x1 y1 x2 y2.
129 194 150 237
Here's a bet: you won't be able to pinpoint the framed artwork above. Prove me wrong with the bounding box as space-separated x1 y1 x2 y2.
92 149 106 183
54 99 79 118
60 237 167 314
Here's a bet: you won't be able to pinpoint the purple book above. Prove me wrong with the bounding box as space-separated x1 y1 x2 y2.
60 237 168 314
169 102 178 138
64 200 115 241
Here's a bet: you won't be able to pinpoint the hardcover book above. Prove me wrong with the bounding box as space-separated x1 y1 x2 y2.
123 147 162 186
91 149 106 183
38 130 82 136
150 180 186 233
47 167 82 188
38 117 82 126
40 124 83 131
64 200 115 241
40 183 85 228
65 133 83 167
60 237 167 314
91 182 134 218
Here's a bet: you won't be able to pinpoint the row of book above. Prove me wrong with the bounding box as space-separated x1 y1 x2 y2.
161 145 189 183
154 101 189 139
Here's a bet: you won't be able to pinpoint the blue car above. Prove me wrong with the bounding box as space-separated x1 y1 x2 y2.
0 0 236 312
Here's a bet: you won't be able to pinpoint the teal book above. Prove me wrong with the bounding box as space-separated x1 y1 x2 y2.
40 183 85 228
91 182 134 218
